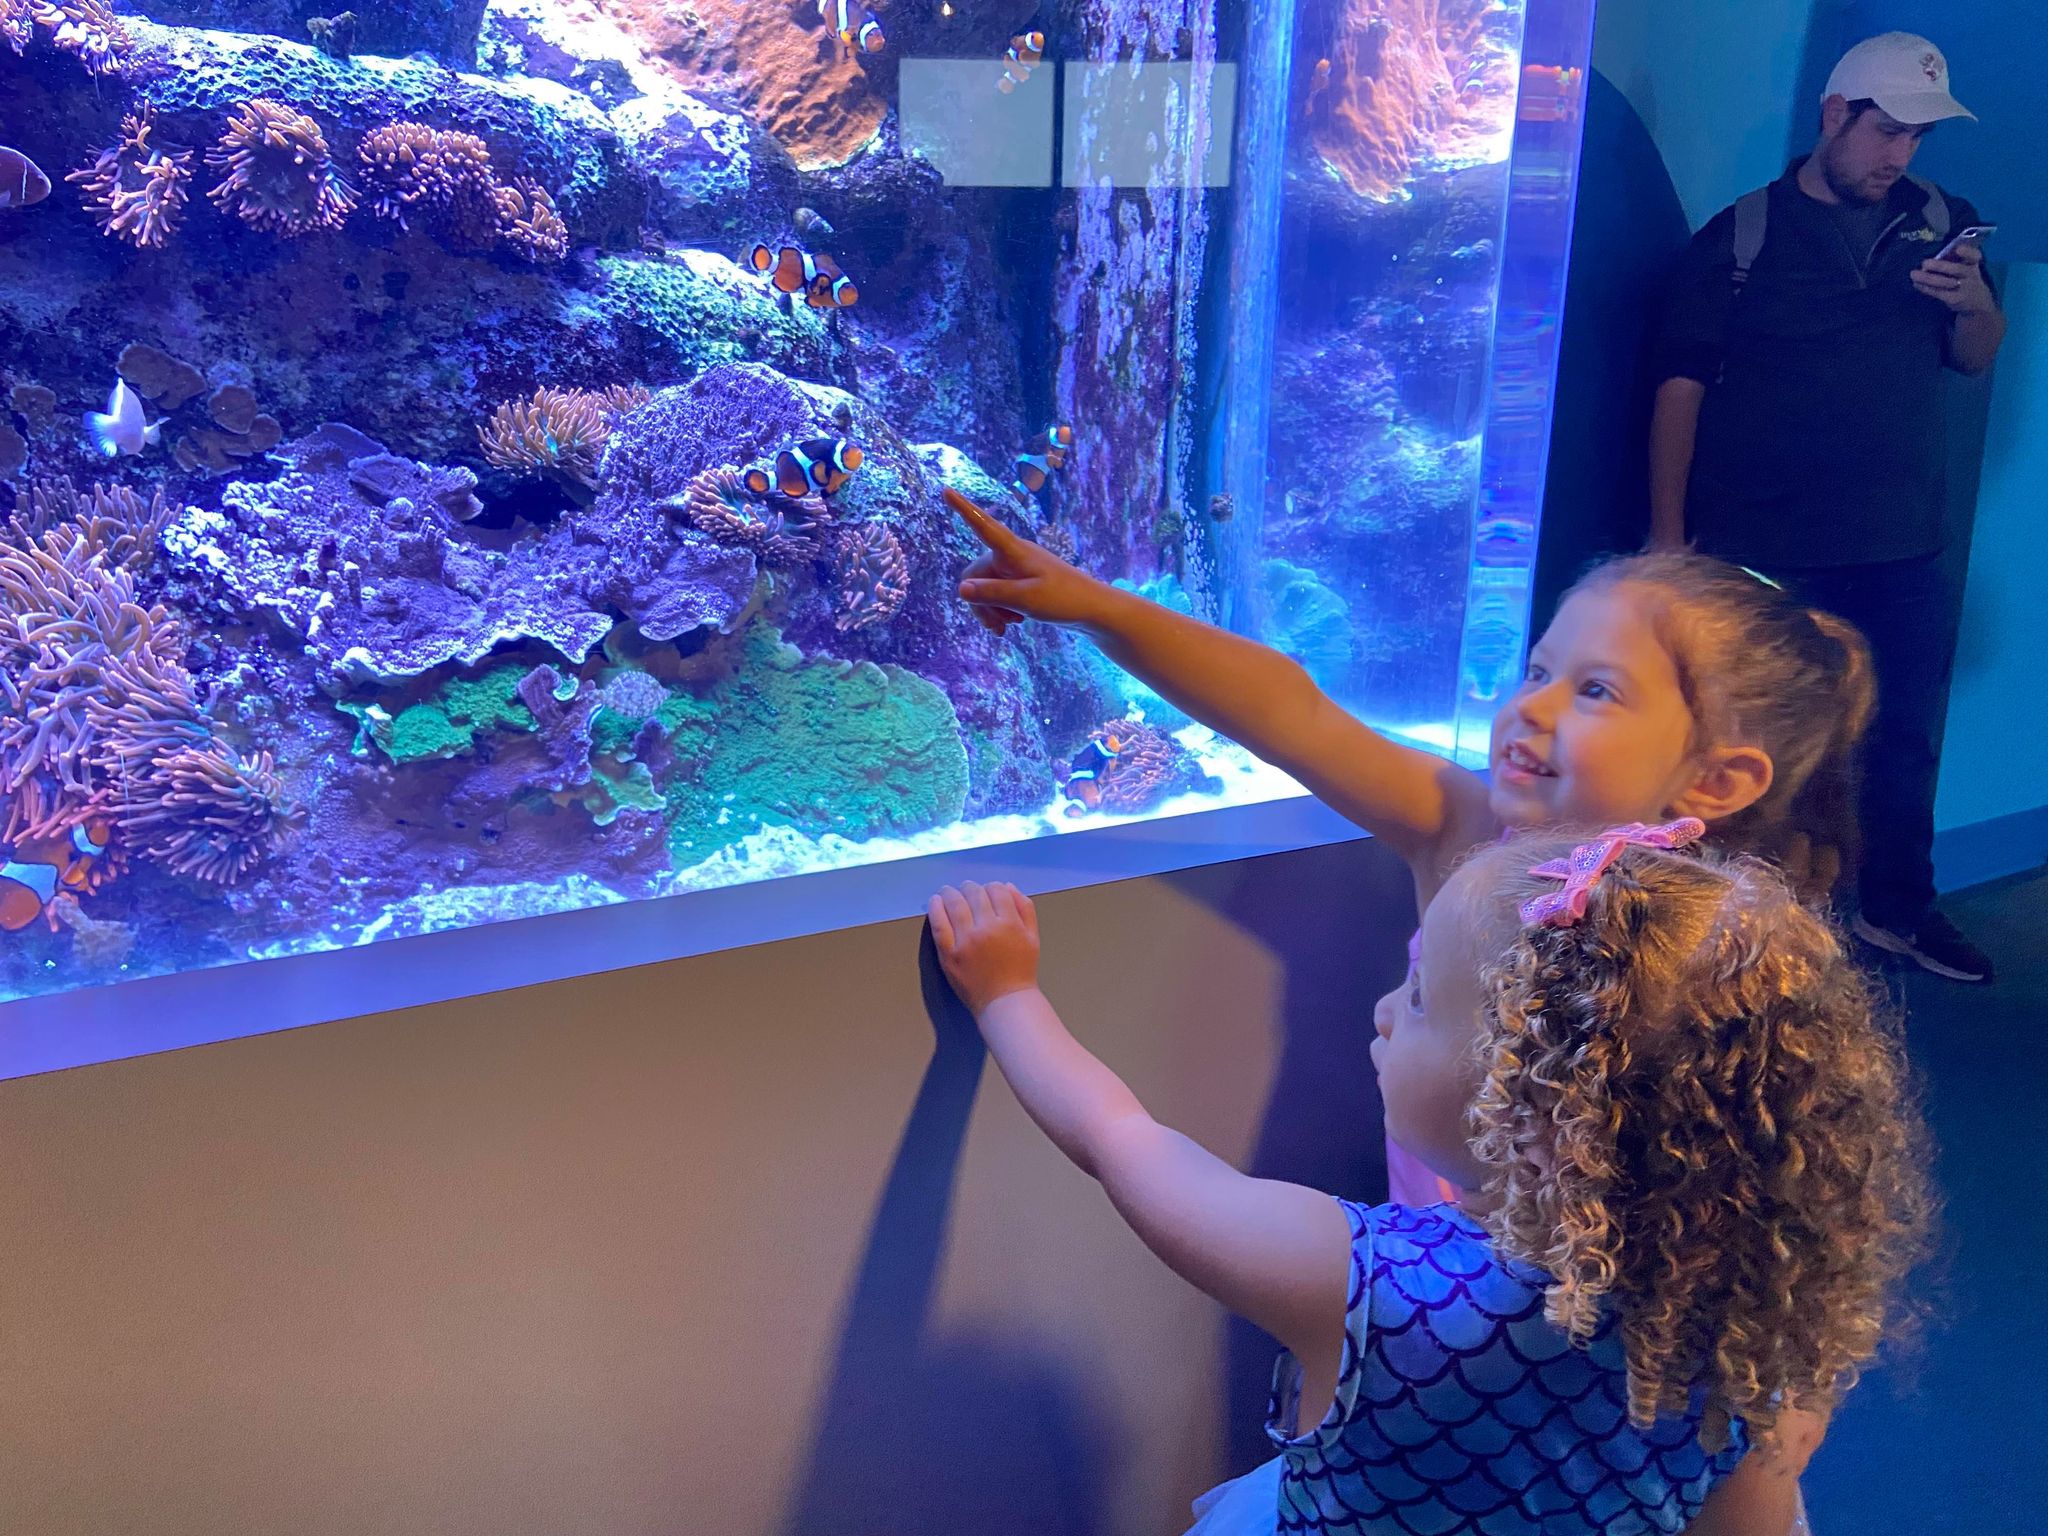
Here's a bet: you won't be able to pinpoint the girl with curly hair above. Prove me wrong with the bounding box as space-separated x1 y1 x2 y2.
948 497 1878 1207
927 822 1931 1536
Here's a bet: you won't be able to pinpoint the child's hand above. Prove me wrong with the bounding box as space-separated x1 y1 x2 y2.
943 487 1113 636
928 880 1041 1016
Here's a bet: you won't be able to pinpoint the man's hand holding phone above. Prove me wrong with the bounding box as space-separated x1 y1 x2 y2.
1914 225 1998 317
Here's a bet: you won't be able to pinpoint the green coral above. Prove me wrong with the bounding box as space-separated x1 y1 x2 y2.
579 255 831 379
561 760 668 827
661 626 968 865
339 663 537 763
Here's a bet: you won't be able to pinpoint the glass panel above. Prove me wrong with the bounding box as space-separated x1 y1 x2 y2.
0 0 1589 1015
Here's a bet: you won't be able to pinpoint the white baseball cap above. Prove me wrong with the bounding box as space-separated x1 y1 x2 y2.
1825 33 1975 125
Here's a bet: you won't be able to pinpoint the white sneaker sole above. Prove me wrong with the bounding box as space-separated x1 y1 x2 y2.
1851 917 1989 983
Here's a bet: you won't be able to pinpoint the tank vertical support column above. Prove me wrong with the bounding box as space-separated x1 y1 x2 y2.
1451 0 1598 764
1212 0 1298 638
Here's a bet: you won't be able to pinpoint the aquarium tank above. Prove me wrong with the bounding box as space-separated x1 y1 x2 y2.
0 0 1592 1021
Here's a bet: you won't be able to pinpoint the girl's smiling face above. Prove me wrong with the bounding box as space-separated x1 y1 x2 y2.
1489 586 1708 832
1370 883 1491 1194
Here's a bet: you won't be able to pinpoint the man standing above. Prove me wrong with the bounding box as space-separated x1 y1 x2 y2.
1650 32 2007 982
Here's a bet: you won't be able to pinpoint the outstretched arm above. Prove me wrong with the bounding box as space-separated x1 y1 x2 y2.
928 881 1353 1375
944 489 1493 867
1683 1407 1826 1536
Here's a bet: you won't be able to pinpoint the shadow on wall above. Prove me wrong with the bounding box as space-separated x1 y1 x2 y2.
780 926 1112 1536
1166 843 1412 1480
1533 67 1694 628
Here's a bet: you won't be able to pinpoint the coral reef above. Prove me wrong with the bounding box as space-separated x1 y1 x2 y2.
357 122 569 262
1055 719 1218 817
671 465 830 566
661 626 970 865
67 110 193 249
207 98 356 236
0 496 300 887
588 0 887 171
9 0 129 74
479 386 612 488
1304 0 1519 201
831 521 907 633
339 662 535 764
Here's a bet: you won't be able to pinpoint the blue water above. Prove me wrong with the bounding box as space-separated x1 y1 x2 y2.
0 0 1586 1010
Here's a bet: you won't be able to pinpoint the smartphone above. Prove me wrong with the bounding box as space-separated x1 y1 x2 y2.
1932 224 1996 262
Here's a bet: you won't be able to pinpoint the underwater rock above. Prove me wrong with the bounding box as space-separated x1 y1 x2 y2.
599 366 1114 818
660 625 969 866
478 0 640 106
136 0 490 69
587 0 887 171
612 90 799 249
168 453 600 685
42 22 641 238
1300 0 1518 201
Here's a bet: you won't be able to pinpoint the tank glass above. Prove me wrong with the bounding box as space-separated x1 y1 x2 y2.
0 0 1592 1007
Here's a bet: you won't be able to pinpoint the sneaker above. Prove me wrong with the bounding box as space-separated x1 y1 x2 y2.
1852 911 1995 984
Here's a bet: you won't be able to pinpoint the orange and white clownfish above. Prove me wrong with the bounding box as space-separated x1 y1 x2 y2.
1303 57 1331 119
1012 421 1074 495
747 243 859 309
998 31 1046 93
745 436 865 500
1059 733 1122 816
816 0 885 55
0 818 112 932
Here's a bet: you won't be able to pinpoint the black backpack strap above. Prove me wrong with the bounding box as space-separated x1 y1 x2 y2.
1730 186 1769 290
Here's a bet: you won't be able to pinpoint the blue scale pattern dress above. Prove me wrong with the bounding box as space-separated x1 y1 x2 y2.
1187 1201 1749 1536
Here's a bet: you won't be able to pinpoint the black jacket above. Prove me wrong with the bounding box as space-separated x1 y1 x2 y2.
1653 161 1992 567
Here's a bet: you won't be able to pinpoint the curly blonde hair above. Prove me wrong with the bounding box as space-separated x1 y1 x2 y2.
1457 832 1934 1443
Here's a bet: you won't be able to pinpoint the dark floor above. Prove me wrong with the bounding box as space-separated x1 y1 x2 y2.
1805 870 2047 1533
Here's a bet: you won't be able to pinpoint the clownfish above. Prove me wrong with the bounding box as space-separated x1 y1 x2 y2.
0 145 52 209
816 0 884 55
1303 57 1331 119
1059 734 1122 816
998 31 1047 93
745 436 865 499
1 818 113 931
84 377 160 460
747 243 860 310
1012 421 1074 495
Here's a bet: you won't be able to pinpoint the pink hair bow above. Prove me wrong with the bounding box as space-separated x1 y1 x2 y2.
1519 818 1707 928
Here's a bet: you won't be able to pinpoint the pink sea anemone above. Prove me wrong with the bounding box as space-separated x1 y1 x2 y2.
208 99 355 237
832 521 908 633
67 110 193 249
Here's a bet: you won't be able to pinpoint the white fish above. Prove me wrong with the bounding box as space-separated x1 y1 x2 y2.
84 377 160 459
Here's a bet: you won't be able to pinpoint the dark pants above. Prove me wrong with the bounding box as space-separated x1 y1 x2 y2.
1774 554 1963 928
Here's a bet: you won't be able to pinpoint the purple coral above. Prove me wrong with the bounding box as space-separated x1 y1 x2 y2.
831 521 908 633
